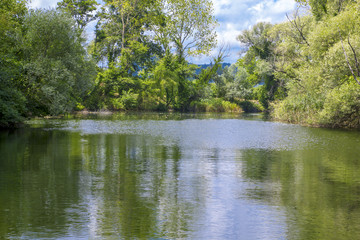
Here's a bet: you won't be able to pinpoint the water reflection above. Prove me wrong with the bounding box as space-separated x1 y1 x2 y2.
0 114 360 239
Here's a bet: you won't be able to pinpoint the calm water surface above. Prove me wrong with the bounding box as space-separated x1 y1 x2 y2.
1 113 360 239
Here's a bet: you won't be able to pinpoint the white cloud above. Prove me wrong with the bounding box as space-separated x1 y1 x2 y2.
28 0 60 9
211 0 296 63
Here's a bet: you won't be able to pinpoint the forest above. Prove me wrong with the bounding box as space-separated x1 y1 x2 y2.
1 0 360 128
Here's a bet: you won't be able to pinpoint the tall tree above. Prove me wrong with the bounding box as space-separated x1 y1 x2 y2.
57 0 98 30
156 0 218 110
0 0 28 127
22 9 96 115
94 0 160 66
157 0 218 60
237 22 274 60
237 22 281 108
295 0 351 20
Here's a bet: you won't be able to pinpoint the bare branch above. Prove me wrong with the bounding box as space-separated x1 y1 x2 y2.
347 36 360 77
286 7 310 47
215 42 230 61
339 29 360 86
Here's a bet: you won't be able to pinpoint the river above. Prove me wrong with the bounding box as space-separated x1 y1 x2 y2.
1 112 360 239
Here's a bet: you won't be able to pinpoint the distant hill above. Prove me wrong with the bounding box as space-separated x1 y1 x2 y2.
195 63 231 75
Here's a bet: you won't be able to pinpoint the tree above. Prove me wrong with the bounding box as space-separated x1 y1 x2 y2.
154 0 218 111
237 22 282 108
57 0 98 30
295 0 351 20
224 65 252 101
93 0 160 67
271 1 360 127
21 9 96 116
158 0 218 60
237 22 274 60
146 50 180 109
0 0 28 127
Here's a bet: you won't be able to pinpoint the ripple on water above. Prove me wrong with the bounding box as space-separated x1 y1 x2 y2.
34 118 318 151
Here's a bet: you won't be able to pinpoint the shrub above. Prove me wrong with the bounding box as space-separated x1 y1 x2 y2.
271 91 324 125
190 98 242 113
120 90 139 110
110 98 125 110
319 81 360 128
237 100 264 113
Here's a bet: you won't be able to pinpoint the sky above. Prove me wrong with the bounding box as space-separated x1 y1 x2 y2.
28 0 296 64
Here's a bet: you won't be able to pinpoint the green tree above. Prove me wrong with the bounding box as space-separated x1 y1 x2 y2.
237 22 274 60
147 51 180 109
0 0 28 127
159 0 218 59
295 0 352 20
93 0 161 67
236 22 282 108
145 0 218 66
57 0 98 30
21 9 96 116
155 0 218 111
271 1 360 127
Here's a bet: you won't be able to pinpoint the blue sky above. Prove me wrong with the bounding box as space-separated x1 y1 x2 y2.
28 0 296 64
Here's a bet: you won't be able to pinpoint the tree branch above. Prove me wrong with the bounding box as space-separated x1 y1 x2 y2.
339 30 360 86
286 8 310 47
347 36 360 77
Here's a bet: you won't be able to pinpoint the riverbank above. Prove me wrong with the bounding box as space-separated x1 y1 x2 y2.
271 96 360 130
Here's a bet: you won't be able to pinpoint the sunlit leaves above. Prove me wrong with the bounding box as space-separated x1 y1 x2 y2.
157 0 218 59
57 0 98 30
271 1 360 127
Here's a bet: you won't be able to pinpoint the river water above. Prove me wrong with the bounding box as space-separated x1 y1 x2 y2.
1 113 360 239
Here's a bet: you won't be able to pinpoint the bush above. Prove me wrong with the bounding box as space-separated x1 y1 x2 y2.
319 81 360 128
190 98 242 112
237 100 264 113
120 90 139 110
110 98 125 110
271 91 324 125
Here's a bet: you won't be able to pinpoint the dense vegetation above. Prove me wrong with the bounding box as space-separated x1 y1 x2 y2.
1 0 360 128
267 0 360 128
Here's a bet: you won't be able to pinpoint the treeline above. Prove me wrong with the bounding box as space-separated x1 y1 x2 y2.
2 0 360 128
1 0 252 128
234 0 360 128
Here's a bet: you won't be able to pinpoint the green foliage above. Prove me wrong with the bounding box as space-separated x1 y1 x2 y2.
237 100 264 113
236 22 284 109
190 98 241 113
22 9 96 116
270 1 360 128
0 58 27 128
237 22 274 60
272 80 360 128
85 0 218 113
295 0 353 20
0 0 27 127
85 64 140 110
319 81 360 128
144 51 179 110
272 91 324 125
120 90 139 110
162 0 218 58
224 65 252 101
93 0 161 66
57 0 98 30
